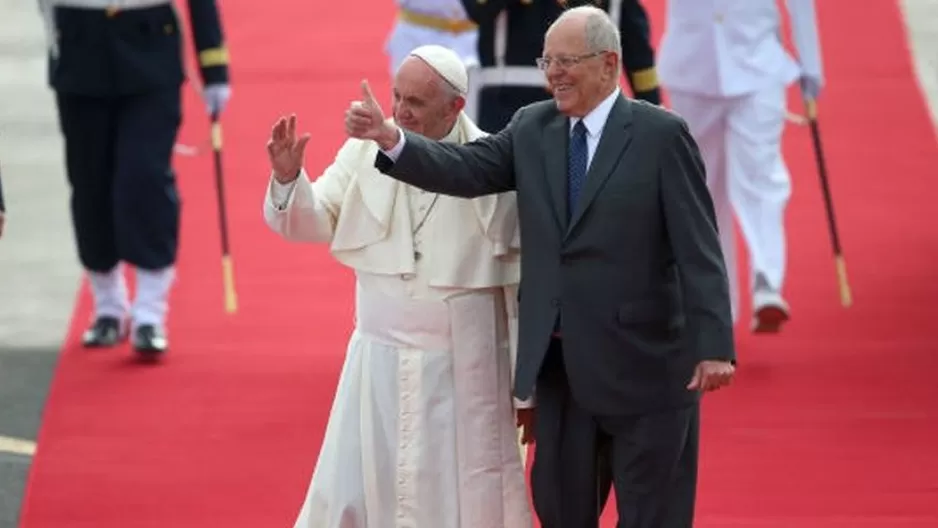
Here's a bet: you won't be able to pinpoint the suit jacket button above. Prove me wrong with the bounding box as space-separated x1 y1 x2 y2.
551 298 561 307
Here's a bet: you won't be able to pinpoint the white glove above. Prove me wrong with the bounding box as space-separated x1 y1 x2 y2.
203 83 231 117
800 74 822 101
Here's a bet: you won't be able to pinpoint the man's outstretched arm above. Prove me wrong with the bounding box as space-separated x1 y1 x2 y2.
373 114 519 198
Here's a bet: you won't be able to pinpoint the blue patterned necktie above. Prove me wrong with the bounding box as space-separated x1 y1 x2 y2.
567 120 588 221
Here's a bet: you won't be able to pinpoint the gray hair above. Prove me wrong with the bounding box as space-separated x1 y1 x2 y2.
436 75 464 103
550 5 622 75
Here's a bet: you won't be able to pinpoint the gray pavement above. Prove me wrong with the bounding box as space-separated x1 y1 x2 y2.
0 1 79 527
0 2 936 527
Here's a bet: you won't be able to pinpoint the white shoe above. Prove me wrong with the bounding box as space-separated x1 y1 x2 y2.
751 274 790 334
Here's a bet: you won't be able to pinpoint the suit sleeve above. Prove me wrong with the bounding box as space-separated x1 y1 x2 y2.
659 119 736 364
184 0 229 85
374 110 521 198
785 0 824 82
0 166 5 213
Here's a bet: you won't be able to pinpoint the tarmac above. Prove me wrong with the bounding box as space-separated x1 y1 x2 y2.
0 1 935 526
0 0 76 525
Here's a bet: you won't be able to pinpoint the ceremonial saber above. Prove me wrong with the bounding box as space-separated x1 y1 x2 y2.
211 112 238 314
803 98 852 307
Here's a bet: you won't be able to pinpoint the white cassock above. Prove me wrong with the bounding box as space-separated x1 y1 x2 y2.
657 0 824 320
385 0 481 119
263 112 533 528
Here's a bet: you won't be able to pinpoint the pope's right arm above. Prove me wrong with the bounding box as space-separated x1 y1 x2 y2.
263 139 362 243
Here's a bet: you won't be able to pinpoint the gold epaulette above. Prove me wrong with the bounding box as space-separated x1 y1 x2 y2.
199 47 229 68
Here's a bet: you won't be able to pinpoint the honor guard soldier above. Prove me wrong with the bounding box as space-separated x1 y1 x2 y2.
463 0 661 134
39 0 232 356
385 1 481 118
658 0 824 333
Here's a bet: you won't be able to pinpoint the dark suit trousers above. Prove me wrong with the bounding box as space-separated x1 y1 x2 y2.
531 338 699 528
55 89 182 272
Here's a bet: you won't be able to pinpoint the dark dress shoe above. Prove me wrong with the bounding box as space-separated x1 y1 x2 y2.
132 324 168 356
81 316 126 348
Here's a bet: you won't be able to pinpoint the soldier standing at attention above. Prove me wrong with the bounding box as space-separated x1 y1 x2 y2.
463 0 661 134
39 0 232 356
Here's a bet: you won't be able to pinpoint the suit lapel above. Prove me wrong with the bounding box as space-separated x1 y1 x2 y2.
567 96 634 233
542 113 569 231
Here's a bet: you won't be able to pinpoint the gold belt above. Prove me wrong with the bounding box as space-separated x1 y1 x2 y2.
399 8 477 33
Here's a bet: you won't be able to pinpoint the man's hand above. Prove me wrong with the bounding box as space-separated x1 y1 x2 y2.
267 114 311 184
345 80 400 150
687 360 735 392
516 408 535 445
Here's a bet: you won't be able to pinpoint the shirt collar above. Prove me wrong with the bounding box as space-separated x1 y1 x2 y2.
570 87 621 138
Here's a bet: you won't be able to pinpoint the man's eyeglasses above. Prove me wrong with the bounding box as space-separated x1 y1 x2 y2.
535 52 605 71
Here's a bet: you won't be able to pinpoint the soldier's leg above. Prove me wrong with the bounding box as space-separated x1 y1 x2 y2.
113 87 183 353
725 83 792 333
55 93 130 346
668 91 739 323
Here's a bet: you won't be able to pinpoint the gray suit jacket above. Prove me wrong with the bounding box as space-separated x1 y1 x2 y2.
375 95 735 416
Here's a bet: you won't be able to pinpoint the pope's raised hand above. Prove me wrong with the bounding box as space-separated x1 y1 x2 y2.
345 80 391 143
267 114 310 184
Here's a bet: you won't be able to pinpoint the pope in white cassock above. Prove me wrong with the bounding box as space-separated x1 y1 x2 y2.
657 0 824 333
263 45 534 528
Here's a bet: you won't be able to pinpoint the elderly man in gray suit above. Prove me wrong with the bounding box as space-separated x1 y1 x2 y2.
346 6 736 527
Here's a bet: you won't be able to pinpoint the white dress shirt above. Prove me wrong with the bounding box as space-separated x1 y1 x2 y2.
569 87 621 171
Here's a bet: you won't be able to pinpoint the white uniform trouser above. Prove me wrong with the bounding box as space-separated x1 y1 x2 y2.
668 84 791 321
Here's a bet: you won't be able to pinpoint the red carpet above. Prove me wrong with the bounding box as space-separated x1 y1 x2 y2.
19 1 938 526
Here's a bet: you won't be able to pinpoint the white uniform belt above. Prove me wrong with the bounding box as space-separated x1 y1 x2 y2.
477 66 546 89
354 283 505 351
53 0 170 10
